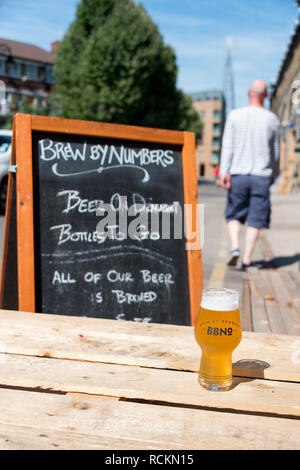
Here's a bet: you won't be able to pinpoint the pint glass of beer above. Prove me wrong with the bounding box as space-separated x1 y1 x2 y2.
194 288 241 391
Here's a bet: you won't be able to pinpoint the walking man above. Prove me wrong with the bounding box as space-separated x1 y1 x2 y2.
220 79 280 270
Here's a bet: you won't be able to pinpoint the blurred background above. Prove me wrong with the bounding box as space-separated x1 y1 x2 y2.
1 0 300 194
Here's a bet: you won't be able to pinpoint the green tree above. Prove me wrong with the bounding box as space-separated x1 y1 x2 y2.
53 0 202 138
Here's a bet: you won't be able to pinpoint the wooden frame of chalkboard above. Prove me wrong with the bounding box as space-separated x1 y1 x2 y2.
0 113 202 325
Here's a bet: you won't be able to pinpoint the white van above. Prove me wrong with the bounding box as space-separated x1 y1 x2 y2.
0 129 12 214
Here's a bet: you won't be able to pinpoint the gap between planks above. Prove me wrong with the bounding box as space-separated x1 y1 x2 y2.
1 352 300 421
0 382 298 423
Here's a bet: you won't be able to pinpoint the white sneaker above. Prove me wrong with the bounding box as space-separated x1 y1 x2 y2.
227 249 240 267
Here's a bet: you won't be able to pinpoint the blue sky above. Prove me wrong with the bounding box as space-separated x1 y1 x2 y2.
0 0 298 107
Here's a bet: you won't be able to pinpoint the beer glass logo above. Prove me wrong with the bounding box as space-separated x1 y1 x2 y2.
207 326 233 336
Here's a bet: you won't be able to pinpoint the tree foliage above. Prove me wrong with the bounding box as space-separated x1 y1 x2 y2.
53 0 202 137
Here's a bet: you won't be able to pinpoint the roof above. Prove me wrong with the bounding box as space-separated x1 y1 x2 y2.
0 38 54 64
189 89 225 102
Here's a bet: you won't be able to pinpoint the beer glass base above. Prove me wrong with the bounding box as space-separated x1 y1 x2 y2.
198 374 232 392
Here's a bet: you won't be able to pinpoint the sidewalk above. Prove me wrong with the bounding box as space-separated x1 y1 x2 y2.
263 192 300 274
243 192 300 335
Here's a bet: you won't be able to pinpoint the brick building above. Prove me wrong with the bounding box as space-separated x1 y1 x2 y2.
0 38 56 122
270 16 300 193
190 89 226 179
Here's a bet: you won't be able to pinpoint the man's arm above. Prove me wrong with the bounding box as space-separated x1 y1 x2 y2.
220 113 234 189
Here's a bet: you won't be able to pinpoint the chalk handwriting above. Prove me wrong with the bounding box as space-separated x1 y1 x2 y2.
39 139 175 183
111 290 157 304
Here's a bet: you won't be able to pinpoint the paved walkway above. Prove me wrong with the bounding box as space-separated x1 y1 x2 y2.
264 193 300 274
198 180 300 318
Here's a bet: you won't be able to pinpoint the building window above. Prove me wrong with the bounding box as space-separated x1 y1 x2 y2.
25 95 34 105
17 93 24 107
200 111 205 119
212 137 220 147
213 123 221 134
0 59 4 74
20 63 26 77
37 95 45 107
46 66 54 84
26 64 37 80
211 151 219 164
38 66 46 81
6 61 19 77
213 109 221 120
9 92 18 111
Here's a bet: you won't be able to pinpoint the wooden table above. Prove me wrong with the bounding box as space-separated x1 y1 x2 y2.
0 309 300 450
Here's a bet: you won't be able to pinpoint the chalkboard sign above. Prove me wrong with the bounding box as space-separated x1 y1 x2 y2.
0 114 202 325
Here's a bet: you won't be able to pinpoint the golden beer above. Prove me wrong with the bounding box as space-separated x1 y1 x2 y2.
194 288 242 391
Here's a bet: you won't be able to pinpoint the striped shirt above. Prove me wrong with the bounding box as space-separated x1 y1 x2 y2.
220 106 280 178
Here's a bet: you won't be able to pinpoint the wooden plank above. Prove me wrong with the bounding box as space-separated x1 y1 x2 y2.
280 271 300 317
242 276 253 331
248 268 275 301
0 310 299 382
248 276 271 333
258 271 287 334
267 271 300 336
0 388 300 450
259 232 275 268
14 114 35 312
250 270 287 334
182 131 202 326
264 300 287 335
0 353 300 418
288 272 300 317
280 271 300 301
288 271 300 293
30 114 185 145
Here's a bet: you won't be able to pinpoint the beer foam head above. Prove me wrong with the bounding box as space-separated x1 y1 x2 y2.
201 288 239 312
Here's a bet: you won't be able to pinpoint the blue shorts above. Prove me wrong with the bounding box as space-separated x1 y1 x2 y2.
225 175 271 229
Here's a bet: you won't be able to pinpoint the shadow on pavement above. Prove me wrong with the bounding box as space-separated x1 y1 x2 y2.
252 253 300 270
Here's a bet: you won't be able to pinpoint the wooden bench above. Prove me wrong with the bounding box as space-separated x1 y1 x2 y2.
242 267 300 335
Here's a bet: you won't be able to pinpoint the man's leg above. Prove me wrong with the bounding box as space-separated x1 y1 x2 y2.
227 219 241 251
224 175 249 267
245 175 271 267
243 226 260 265
226 220 241 266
